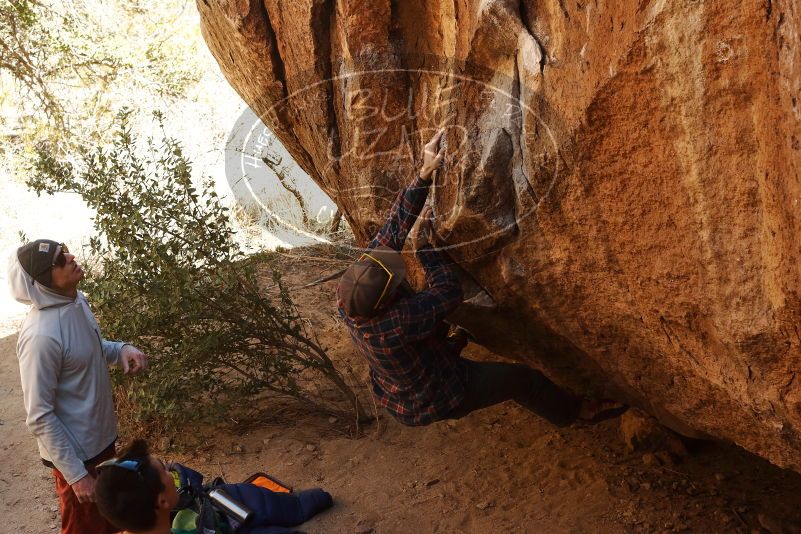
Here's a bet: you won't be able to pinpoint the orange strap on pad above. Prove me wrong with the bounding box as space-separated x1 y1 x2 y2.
244 472 293 494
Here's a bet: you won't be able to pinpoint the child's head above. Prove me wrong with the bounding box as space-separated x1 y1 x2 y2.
95 439 178 532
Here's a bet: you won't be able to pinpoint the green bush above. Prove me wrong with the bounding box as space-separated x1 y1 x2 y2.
28 109 360 437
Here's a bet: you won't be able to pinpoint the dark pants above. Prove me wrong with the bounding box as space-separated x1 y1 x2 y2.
446 358 582 427
52 444 118 534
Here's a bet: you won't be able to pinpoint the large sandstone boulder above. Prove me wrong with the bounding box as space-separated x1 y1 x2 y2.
197 0 801 471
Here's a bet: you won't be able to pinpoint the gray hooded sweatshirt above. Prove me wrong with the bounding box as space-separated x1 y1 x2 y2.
8 254 125 485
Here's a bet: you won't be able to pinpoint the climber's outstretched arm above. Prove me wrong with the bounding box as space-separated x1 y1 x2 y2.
368 130 445 251
368 176 430 251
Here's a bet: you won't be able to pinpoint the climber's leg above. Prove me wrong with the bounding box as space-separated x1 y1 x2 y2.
445 359 581 426
514 368 582 427
448 359 523 417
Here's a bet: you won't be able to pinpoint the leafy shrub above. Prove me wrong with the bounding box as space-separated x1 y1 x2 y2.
28 109 360 437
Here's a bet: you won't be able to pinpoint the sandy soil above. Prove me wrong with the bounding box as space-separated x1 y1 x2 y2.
3 249 801 533
0 333 61 532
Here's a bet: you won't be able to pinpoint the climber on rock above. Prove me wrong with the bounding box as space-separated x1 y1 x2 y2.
337 130 625 427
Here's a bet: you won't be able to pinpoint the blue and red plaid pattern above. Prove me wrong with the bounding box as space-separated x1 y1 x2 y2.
337 176 467 426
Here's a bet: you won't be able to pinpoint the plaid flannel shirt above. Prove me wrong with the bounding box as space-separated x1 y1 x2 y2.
337 175 468 426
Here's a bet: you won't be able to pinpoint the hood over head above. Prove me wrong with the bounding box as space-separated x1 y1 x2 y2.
7 252 74 310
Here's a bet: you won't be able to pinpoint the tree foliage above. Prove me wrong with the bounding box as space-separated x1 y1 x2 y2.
1 0 203 154
28 109 361 435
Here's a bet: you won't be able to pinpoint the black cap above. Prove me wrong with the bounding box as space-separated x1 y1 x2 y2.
16 239 61 288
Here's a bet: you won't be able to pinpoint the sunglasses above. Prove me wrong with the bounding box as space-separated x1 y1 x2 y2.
52 243 69 268
97 457 146 479
359 252 394 310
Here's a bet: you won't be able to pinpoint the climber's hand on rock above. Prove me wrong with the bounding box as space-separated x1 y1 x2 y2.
412 206 433 250
420 129 445 181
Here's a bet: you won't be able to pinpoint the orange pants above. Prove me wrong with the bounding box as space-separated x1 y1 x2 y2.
52 445 118 534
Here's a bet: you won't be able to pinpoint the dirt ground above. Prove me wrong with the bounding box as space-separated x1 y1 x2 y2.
3 248 801 533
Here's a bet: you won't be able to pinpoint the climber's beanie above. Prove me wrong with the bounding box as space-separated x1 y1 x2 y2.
16 239 62 288
338 246 407 318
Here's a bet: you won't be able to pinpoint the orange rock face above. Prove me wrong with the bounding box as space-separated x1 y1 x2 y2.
198 0 801 471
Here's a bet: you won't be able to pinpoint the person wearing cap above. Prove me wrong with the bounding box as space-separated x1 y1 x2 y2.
337 131 625 428
7 239 148 534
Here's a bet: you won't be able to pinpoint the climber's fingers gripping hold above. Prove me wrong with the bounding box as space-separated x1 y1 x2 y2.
421 129 446 181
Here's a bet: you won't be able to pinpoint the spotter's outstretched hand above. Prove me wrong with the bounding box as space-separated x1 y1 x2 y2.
120 344 148 375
